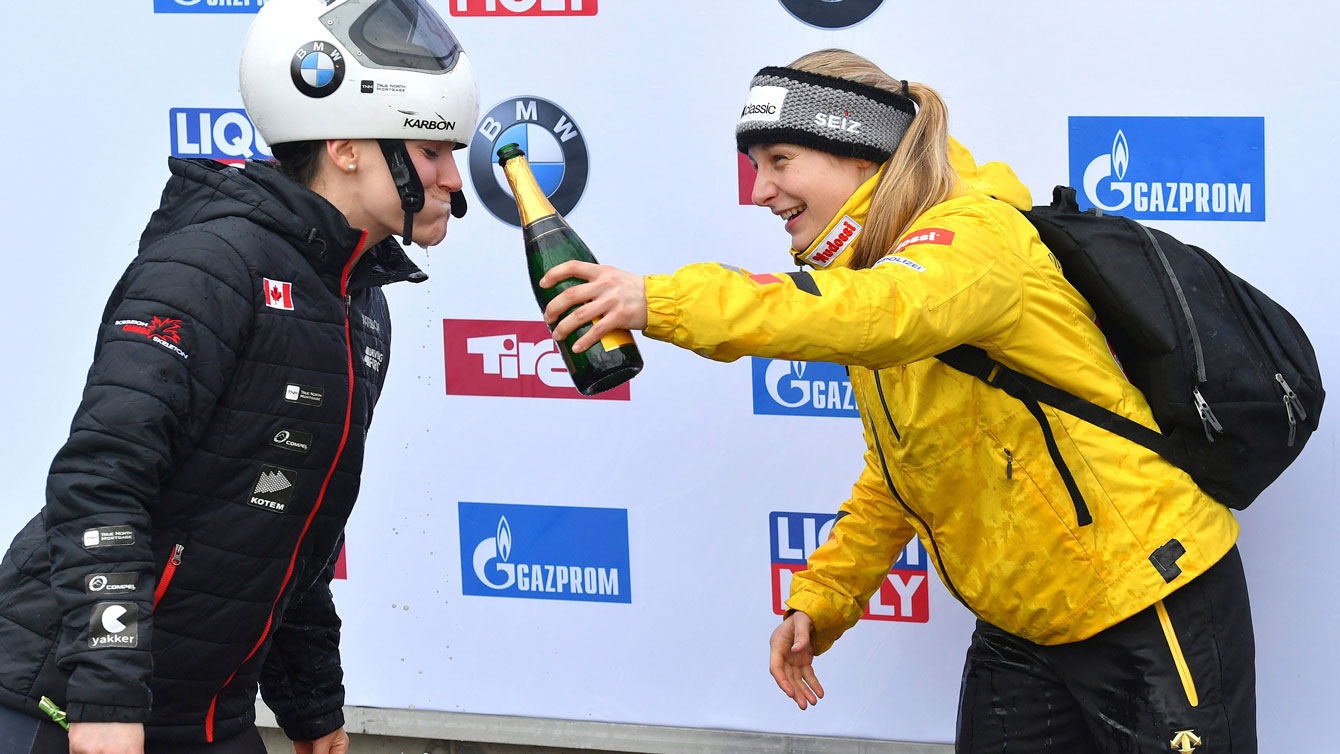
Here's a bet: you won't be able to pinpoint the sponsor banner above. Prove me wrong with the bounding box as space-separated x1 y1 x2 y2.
738 153 757 205
1069 116 1265 221
443 319 631 401
459 502 631 604
450 0 597 15
169 108 272 164
751 358 859 418
469 96 589 227
770 511 929 622
154 0 265 13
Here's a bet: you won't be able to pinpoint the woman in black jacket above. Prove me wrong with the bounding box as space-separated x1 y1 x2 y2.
0 1 479 752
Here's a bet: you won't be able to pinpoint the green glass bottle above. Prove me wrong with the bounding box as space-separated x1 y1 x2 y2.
496 142 643 396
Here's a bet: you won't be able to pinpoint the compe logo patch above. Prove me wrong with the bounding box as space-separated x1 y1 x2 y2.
1069 116 1265 221
770 511 929 622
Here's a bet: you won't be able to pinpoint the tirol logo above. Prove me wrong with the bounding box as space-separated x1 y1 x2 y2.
1070 117 1265 221
153 0 265 13
89 603 139 649
459 502 630 604
443 319 630 401
778 0 885 29
450 0 597 16
469 96 589 227
291 41 345 99
771 512 930 623
170 108 272 165
752 358 859 418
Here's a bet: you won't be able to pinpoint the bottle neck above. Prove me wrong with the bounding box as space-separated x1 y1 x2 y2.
500 155 559 226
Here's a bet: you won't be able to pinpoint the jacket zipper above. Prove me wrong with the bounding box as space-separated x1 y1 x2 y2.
1155 600 1200 707
203 230 367 741
152 544 184 610
1004 449 1013 479
1185 243 1308 446
1135 222 1223 441
866 370 972 612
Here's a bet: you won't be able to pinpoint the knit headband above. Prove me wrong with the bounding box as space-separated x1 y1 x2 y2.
736 66 916 164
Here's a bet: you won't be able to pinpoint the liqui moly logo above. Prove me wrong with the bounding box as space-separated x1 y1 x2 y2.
770 511 929 623
803 216 861 267
450 0 597 16
170 108 272 164
443 319 630 401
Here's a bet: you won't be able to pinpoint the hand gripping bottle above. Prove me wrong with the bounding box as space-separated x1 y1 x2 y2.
496 143 643 396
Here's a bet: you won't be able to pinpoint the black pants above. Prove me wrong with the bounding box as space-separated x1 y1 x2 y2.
956 546 1255 753
0 704 267 754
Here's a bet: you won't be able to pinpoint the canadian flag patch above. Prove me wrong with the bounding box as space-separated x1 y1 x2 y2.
264 278 294 311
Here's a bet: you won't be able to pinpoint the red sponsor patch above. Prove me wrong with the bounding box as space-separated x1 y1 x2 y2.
450 0 596 16
443 319 630 401
894 228 954 254
263 278 294 311
749 273 783 285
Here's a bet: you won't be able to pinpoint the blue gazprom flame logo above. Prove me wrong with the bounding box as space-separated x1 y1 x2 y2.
752 358 859 417
1083 130 1133 212
472 516 515 589
1069 117 1265 221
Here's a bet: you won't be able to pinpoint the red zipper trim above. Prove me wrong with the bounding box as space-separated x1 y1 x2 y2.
152 544 184 610
204 230 367 741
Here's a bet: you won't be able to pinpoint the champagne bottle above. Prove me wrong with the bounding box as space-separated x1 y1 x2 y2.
496 142 643 396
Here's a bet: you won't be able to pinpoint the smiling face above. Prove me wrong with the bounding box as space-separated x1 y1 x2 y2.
747 143 878 252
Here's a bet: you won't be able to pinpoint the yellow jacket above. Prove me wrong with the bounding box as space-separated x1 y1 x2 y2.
642 140 1238 650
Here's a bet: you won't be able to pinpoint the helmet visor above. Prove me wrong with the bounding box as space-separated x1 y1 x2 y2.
325 0 464 72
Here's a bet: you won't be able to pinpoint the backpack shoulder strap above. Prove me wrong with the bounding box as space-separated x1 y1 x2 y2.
936 345 1178 514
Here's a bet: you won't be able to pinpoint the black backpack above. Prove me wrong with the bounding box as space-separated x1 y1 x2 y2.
938 186 1324 518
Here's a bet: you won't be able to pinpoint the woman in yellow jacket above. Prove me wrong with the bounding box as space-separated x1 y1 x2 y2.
543 49 1254 753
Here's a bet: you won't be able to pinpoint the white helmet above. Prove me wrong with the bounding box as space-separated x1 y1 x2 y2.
239 0 479 150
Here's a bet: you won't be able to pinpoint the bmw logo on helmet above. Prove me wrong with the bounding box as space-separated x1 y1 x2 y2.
469 96 589 227
290 41 346 99
778 0 884 30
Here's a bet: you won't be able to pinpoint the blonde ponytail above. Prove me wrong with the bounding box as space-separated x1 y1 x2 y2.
787 50 958 270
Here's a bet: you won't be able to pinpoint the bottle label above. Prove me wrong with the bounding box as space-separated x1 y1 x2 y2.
597 326 634 351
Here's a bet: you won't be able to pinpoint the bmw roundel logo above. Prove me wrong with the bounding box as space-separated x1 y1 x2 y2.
290 42 346 99
778 0 884 29
469 96 590 228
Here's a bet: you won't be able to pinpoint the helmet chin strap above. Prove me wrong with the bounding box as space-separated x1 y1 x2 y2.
377 140 469 245
378 139 425 244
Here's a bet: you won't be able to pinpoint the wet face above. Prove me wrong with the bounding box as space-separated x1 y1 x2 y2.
353 139 464 247
747 143 877 252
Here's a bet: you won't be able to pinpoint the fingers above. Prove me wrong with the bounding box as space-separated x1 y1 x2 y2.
538 260 599 289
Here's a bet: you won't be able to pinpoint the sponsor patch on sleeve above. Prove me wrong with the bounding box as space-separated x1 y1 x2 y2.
874 255 927 272
893 228 954 254
115 316 188 360
89 603 139 649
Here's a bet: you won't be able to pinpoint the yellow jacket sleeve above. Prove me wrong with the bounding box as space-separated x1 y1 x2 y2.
785 442 918 656
642 204 1026 368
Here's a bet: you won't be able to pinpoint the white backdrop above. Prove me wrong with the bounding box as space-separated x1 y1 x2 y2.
2 1 1337 749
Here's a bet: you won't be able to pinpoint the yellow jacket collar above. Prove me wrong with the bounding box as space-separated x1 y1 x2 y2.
790 165 884 270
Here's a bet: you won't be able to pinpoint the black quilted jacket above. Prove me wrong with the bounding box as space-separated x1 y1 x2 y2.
0 157 424 743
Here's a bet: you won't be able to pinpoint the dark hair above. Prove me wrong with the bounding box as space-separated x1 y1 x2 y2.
270 141 326 187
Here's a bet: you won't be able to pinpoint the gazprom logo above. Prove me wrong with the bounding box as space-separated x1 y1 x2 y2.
752 358 859 418
460 502 631 604
170 108 272 164
153 0 265 13
1069 116 1264 221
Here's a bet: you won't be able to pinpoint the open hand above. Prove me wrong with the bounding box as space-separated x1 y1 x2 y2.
769 611 825 710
